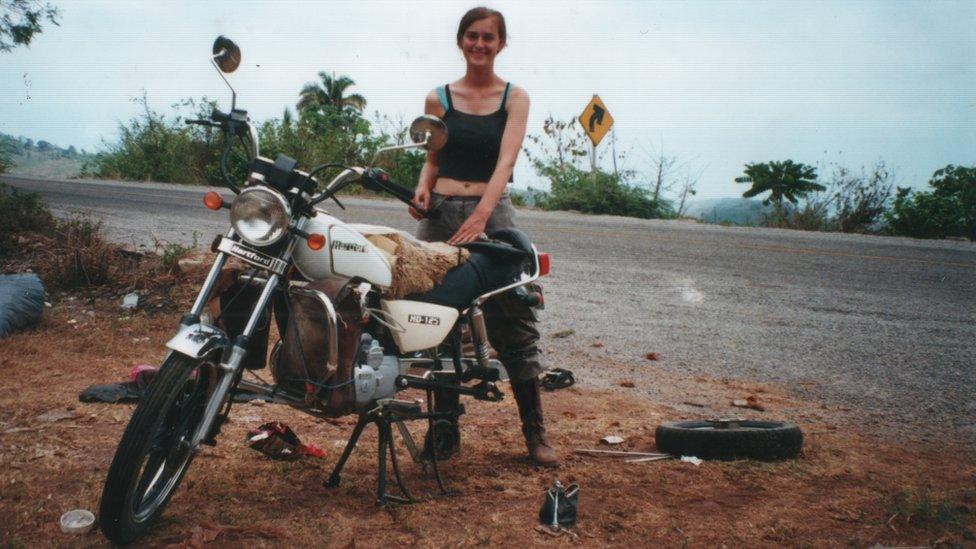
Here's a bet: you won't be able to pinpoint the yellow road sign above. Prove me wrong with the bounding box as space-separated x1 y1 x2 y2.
578 94 614 147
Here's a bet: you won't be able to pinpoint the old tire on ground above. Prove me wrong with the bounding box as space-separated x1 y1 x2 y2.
655 420 802 460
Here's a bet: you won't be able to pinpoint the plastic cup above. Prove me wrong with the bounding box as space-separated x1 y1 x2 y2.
59 509 95 534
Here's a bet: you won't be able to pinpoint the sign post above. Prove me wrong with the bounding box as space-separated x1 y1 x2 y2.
578 94 614 176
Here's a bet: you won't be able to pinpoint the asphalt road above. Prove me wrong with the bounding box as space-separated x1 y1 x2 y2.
5 175 976 442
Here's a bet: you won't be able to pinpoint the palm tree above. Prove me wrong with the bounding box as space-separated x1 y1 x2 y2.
297 72 367 113
735 160 824 215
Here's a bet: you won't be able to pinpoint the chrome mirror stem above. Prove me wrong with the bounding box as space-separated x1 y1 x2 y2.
211 54 237 111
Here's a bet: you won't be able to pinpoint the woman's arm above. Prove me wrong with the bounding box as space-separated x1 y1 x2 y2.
410 89 446 220
447 86 530 244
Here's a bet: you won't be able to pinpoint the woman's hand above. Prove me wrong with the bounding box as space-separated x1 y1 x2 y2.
448 209 489 245
409 185 431 220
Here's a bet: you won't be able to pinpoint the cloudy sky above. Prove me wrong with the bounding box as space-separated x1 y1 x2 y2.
1 0 973 199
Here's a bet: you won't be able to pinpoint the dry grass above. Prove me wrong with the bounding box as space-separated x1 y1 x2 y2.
0 292 974 547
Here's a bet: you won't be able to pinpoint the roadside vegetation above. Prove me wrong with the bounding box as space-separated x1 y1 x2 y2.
8 60 966 239
0 183 195 296
735 160 975 241
83 87 425 195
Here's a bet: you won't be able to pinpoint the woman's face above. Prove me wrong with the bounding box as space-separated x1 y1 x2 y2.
459 16 503 68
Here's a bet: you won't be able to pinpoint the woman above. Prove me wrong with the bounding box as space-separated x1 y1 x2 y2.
409 7 557 467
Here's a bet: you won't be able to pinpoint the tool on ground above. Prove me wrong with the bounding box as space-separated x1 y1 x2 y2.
538 479 579 535
574 448 676 463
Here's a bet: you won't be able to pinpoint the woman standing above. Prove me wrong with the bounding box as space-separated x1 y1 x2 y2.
410 7 557 467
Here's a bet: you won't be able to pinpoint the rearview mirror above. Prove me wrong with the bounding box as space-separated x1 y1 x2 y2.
212 36 241 73
409 115 448 151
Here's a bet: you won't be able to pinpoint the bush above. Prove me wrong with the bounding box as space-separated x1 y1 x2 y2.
85 96 219 184
525 117 673 219
542 166 673 219
884 164 975 240
40 217 121 290
0 183 55 253
831 163 893 233
885 187 964 239
750 162 894 234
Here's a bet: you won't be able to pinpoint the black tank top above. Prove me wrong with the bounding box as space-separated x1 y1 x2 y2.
437 83 513 183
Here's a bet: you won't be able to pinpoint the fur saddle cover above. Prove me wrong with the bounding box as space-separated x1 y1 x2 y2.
362 230 470 299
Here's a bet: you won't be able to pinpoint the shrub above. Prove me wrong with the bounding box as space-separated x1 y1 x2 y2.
523 116 674 219
885 187 964 239
40 217 120 290
884 164 975 240
542 165 673 219
85 96 219 184
830 163 894 233
0 183 55 253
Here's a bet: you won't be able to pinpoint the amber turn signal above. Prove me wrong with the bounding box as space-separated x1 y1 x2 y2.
306 233 326 250
203 191 223 210
538 252 551 276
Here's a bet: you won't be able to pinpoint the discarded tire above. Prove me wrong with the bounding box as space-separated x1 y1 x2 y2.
655 420 802 460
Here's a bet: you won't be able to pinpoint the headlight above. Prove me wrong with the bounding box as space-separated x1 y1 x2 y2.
229 187 291 247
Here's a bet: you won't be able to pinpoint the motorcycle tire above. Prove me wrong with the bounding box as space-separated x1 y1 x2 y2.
654 420 802 461
100 352 217 544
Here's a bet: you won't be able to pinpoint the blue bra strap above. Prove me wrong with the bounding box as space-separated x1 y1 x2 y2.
436 85 450 112
498 82 511 110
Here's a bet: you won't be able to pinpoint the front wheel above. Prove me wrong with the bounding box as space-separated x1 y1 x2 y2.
99 352 218 544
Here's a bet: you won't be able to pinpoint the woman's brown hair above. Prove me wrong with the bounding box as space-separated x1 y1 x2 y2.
456 7 506 48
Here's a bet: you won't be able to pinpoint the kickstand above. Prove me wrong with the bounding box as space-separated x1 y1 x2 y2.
324 407 418 506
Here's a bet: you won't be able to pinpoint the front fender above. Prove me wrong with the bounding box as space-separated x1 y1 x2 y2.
166 323 228 359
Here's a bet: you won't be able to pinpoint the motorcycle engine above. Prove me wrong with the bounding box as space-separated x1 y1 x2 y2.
353 336 402 406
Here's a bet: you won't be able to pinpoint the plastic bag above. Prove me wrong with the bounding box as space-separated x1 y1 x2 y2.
0 274 45 338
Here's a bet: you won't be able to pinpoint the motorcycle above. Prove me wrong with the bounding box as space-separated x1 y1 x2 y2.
98 37 551 543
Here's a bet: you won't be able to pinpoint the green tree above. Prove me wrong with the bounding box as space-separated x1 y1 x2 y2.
297 72 367 114
929 165 976 241
736 160 823 207
885 187 963 239
735 160 824 223
1 0 59 52
884 164 975 240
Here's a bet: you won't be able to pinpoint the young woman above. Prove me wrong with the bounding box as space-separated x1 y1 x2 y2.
409 7 557 467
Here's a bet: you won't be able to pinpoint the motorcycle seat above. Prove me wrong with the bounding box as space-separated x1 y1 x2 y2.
406 229 534 310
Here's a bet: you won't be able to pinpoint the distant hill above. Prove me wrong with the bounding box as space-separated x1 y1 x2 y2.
0 133 93 179
684 197 770 226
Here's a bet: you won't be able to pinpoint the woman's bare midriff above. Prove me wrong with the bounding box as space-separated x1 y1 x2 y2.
433 177 488 197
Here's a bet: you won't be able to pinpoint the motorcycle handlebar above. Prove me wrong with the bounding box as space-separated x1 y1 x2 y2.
184 118 220 128
362 169 440 219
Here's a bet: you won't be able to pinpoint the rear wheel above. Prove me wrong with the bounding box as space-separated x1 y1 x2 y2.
99 352 217 544
655 419 803 460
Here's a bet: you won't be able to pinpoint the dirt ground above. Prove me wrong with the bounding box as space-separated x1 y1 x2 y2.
1 289 975 548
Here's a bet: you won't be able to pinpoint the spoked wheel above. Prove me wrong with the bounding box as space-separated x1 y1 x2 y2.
655 419 803 461
100 352 218 544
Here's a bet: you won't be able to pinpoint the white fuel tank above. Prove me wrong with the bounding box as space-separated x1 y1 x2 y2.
381 299 459 353
292 210 393 287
